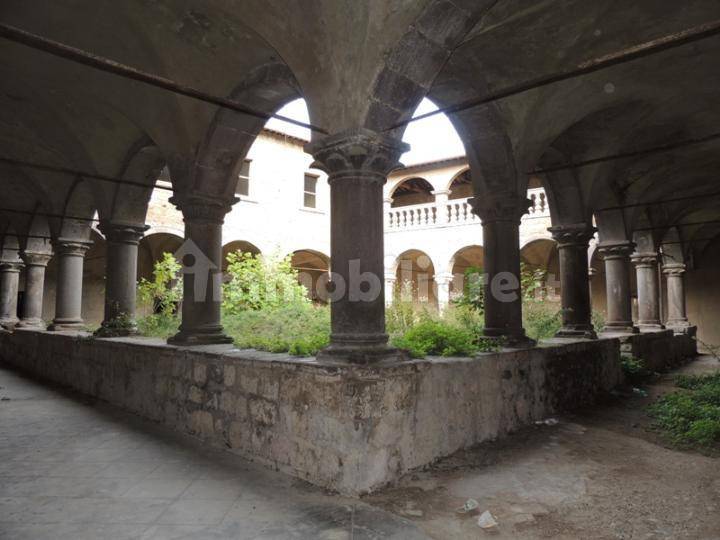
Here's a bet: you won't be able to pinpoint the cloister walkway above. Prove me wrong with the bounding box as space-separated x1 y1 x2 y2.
0 366 426 540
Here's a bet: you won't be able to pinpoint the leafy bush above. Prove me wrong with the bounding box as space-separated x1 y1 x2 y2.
392 319 478 358
523 301 562 341
137 253 182 337
648 372 720 448
223 303 330 356
621 355 652 384
223 251 309 314
138 253 182 317
453 266 484 312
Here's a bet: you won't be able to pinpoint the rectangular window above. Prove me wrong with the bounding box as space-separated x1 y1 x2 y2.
236 159 251 196
303 173 318 208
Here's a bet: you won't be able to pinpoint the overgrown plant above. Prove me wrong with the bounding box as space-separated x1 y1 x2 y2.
222 251 309 314
648 372 720 449
136 253 182 337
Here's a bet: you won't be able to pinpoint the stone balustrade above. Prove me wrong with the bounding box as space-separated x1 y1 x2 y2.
386 189 550 231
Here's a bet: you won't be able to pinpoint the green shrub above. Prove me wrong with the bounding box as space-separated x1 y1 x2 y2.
621 355 652 384
523 301 562 341
223 303 330 357
392 319 478 358
592 311 606 333
223 250 309 314
137 253 182 317
137 313 180 338
453 266 485 312
137 253 182 337
648 372 720 448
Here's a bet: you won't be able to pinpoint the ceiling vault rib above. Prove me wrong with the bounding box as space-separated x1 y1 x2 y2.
387 19 720 130
596 191 720 213
529 131 720 175
0 157 173 192
0 23 329 135
635 220 720 232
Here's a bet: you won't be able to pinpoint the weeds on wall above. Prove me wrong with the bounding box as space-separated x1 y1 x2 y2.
648 372 720 450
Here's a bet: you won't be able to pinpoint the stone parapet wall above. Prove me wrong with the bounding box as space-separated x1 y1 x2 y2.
0 331 622 495
603 329 697 372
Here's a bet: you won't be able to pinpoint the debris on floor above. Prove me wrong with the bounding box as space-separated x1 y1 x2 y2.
535 417 559 426
455 498 479 515
477 510 498 529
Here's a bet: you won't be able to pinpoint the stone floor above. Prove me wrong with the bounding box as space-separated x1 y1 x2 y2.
2 357 719 539
0 366 426 540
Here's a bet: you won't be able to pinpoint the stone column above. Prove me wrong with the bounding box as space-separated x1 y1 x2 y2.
384 273 397 307
470 194 534 348
96 222 148 337
631 252 663 331
435 272 453 313
17 252 52 329
0 260 23 328
432 189 450 224
168 196 234 345
549 225 596 339
598 242 638 334
305 128 409 363
663 262 691 333
48 239 91 331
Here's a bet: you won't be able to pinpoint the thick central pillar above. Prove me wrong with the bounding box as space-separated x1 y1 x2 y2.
599 241 638 334
663 262 691 334
0 259 23 328
17 252 52 329
306 128 409 363
48 239 91 331
631 252 663 331
471 195 534 348
168 196 234 345
549 225 596 339
96 222 148 337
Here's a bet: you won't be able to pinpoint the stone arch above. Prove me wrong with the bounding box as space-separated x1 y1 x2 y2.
390 177 435 208
393 249 437 307
222 240 262 272
520 238 560 297
187 63 302 203
291 249 330 303
364 1 499 135
138 232 184 282
448 245 484 298
447 168 472 200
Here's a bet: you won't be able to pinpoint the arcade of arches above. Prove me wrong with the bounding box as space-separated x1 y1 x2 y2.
1 0 720 508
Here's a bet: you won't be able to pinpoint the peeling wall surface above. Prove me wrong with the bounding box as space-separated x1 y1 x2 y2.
0 331 623 495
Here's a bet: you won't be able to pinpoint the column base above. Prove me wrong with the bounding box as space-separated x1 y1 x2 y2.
168 325 233 346
554 325 597 339
638 322 665 333
48 319 86 331
602 322 639 334
482 329 536 349
95 321 138 338
0 318 19 330
317 343 409 365
15 318 46 330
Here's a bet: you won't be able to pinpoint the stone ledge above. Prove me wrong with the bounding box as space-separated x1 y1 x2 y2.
0 330 624 495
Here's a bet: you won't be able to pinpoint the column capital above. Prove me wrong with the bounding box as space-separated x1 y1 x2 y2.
548 224 596 248
53 238 92 256
469 193 531 224
662 262 686 276
630 252 659 268
99 221 149 245
0 260 23 273
305 128 409 185
169 195 237 225
20 251 52 267
597 241 635 260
